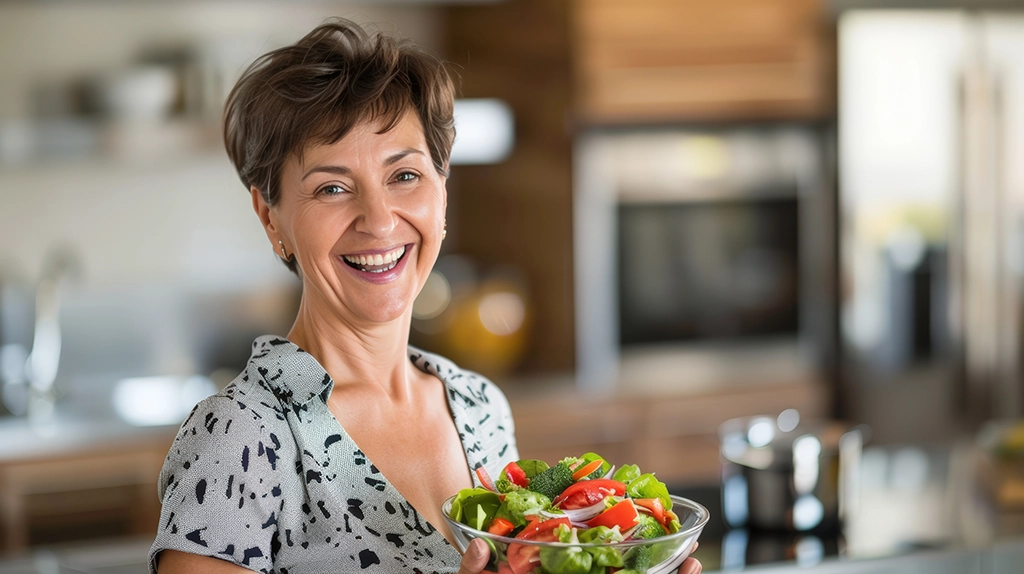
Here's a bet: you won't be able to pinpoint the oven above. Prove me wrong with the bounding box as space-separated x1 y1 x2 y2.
573 127 836 392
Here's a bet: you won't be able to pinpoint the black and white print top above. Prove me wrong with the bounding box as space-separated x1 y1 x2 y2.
149 335 519 574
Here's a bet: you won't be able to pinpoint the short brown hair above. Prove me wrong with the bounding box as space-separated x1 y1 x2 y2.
223 19 456 265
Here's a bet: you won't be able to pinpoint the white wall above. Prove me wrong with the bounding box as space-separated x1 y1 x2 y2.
0 1 442 289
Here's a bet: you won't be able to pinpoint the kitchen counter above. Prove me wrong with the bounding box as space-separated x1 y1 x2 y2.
0 441 1021 573
0 415 176 463
0 413 177 552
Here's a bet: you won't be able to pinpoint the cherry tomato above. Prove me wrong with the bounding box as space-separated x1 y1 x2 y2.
586 498 639 531
506 517 570 574
551 479 627 510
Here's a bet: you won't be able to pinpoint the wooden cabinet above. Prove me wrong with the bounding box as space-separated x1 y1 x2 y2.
0 431 173 551
572 0 835 123
443 1 835 374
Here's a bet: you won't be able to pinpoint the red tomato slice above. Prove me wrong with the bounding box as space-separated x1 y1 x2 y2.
476 466 497 492
507 517 570 574
503 461 529 488
552 479 627 510
634 497 666 526
586 498 639 531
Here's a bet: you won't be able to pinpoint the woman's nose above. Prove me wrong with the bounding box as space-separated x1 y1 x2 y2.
355 188 397 237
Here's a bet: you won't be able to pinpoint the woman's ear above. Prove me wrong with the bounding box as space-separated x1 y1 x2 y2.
251 186 279 242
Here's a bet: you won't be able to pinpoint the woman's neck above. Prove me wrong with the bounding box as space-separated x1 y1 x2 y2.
286 298 415 400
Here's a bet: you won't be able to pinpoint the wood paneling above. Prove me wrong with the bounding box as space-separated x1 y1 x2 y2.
442 0 835 372
444 0 576 373
572 0 836 123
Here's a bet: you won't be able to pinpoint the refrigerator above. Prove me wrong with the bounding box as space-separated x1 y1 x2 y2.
838 10 1024 441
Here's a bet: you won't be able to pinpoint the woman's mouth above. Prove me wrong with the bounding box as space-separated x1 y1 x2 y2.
341 245 407 273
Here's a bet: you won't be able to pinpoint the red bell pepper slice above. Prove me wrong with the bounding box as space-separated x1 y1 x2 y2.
586 498 639 531
634 497 666 526
487 517 516 536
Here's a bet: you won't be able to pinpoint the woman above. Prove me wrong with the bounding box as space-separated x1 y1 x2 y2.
149 19 701 574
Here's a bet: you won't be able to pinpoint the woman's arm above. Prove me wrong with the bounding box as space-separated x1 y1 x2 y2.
156 550 255 573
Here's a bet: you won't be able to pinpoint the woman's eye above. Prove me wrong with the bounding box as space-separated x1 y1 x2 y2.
394 171 418 183
318 184 346 196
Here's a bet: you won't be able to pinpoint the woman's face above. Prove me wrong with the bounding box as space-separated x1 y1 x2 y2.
255 110 447 326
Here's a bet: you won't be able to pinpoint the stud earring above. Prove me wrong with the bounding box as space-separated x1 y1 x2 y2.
278 240 288 259
442 220 447 241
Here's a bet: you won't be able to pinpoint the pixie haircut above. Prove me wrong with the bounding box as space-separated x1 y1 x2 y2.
223 19 456 263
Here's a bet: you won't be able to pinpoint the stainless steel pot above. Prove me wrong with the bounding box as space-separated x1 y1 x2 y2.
719 411 865 532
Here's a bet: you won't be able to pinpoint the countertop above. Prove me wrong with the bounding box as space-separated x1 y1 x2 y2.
0 441 1022 573
0 415 176 463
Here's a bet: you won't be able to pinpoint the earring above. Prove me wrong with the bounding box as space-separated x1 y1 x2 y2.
278 240 288 259
442 220 447 241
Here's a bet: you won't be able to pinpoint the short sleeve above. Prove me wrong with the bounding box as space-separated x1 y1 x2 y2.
488 379 519 464
149 395 284 574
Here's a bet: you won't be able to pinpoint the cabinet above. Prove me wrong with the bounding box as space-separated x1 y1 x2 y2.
509 377 828 487
443 0 835 374
572 0 835 123
0 426 173 551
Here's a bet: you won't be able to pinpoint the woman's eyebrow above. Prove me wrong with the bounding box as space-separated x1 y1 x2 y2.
301 149 425 181
384 148 425 166
302 165 350 181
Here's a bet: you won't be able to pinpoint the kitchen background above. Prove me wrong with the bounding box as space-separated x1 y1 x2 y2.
2 0 1024 572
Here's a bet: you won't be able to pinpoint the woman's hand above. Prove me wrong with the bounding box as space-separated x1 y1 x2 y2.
456 538 491 574
456 538 702 574
679 556 702 574
678 541 702 574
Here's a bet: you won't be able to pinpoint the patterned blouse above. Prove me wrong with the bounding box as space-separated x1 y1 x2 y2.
149 335 519 574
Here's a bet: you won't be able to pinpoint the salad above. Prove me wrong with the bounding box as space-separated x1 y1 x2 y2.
447 453 683 574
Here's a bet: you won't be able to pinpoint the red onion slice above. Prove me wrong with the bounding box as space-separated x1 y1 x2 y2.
558 499 608 523
602 465 617 480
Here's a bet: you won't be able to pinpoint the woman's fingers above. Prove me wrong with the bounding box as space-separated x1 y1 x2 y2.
677 542 701 574
679 557 702 574
456 538 490 574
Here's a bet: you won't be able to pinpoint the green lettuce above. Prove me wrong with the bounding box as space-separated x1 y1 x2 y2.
626 473 672 510
494 489 551 528
539 524 593 574
448 487 501 531
612 464 641 484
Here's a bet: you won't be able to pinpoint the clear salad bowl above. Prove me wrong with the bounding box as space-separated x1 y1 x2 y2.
441 494 708 574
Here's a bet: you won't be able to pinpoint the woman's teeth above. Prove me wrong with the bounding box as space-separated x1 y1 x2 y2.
343 246 406 273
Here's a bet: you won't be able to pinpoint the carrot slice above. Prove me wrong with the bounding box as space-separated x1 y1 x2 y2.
571 459 604 481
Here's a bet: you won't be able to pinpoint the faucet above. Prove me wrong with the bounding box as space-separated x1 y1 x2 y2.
22 247 80 422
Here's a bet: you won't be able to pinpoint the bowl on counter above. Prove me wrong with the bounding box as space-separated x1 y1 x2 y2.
441 494 708 574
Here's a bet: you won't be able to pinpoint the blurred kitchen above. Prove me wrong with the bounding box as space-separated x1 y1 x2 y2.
2 0 1024 572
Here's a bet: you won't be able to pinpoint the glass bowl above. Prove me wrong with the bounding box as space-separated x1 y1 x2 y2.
441 494 709 574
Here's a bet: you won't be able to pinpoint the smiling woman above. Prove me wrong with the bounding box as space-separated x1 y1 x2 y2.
147 19 517 574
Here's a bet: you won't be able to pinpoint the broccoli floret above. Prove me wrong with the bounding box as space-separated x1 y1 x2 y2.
632 514 665 540
620 544 653 573
527 461 574 499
